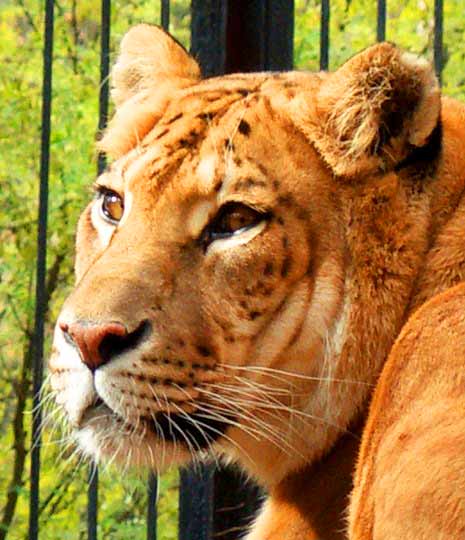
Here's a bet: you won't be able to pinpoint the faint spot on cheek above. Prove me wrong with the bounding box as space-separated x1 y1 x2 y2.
187 200 215 238
196 154 217 192
91 200 114 249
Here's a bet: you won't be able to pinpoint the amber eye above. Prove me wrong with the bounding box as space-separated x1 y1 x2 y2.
200 202 269 248
217 204 260 233
99 189 124 224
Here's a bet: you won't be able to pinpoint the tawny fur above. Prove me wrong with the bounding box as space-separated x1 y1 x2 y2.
349 283 465 540
49 25 465 540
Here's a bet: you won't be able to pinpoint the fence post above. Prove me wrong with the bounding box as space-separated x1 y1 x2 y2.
224 0 294 73
188 2 294 538
320 0 330 70
434 0 444 84
28 1 55 538
179 464 215 540
190 0 227 76
213 466 263 540
377 0 386 42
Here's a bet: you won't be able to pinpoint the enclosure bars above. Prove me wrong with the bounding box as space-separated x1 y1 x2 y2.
28 0 54 539
321 1 444 73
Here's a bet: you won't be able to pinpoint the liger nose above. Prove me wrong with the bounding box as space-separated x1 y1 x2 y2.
59 320 128 372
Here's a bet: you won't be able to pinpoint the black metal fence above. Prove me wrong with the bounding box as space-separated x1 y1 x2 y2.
30 1 445 539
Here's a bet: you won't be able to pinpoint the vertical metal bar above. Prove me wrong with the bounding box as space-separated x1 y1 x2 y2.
216 3 280 535
193 2 285 537
223 0 293 74
161 0 170 31
213 466 262 540
320 0 330 70
146 10 167 538
434 0 443 84
147 473 158 540
264 0 294 71
97 0 111 176
191 0 227 76
88 2 111 539
146 8 166 528
377 0 386 42
225 0 266 73
28 0 54 538
87 465 99 540
178 464 214 540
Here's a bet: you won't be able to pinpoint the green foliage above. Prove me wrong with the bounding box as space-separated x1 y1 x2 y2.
1 1 464 539
0 1 186 538
294 0 465 98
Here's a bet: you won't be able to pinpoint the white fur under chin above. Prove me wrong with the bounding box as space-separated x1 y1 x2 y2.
74 406 190 471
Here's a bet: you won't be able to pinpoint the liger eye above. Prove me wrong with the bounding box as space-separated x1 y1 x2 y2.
98 189 124 224
201 202 268 248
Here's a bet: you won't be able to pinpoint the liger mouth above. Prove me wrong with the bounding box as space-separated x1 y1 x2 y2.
87 398 229 450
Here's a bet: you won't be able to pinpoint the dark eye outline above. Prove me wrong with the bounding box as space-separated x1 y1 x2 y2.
95 186 124 225
199 201 270 250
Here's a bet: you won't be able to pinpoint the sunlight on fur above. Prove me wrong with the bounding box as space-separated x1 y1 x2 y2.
48 24 465 540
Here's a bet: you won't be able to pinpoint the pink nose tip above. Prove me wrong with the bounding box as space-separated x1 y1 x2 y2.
59 321 127 372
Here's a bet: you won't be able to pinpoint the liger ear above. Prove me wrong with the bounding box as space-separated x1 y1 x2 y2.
99 24 201 158
110 24 200 106
295 43 440 177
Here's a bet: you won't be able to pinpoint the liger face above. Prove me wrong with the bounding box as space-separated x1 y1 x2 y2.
49 73 345 482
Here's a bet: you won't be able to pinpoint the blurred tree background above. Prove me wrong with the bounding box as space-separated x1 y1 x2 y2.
0 1 464 538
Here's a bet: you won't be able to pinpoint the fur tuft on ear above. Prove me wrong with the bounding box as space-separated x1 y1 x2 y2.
296 43 440 177
98 24 201 159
